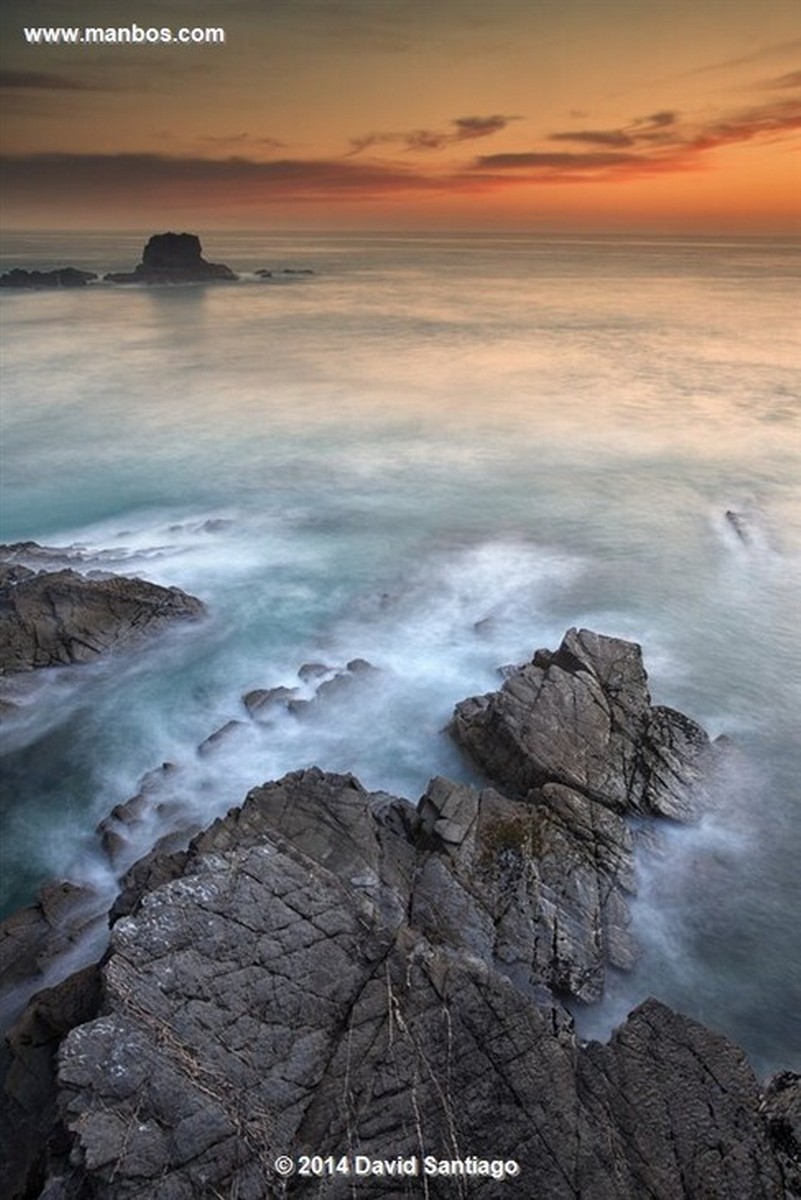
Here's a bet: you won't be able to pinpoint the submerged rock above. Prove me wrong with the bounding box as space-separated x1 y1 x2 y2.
105 232 236 285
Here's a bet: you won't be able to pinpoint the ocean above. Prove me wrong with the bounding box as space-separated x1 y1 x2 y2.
1 231 799 1077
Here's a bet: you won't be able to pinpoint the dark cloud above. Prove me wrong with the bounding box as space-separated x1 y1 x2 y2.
452 114 514 138
0 152 449 207
348 113 516 155
472 94 801 182
0 69 97 91
474 151 639 170
200 133 287 149
547 112 679 152
549 129 634 147
643 111 678 128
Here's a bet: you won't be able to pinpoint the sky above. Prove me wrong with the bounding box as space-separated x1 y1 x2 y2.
1 0 799 233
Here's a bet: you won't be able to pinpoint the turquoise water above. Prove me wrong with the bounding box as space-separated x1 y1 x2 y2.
1 232 799 1074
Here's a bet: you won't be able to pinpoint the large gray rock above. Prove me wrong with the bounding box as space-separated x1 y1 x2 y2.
20 767 784 1198
450 627 716 820
0 554 205 673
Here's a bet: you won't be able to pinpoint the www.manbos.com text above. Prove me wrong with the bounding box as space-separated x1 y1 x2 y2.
23 24 226 46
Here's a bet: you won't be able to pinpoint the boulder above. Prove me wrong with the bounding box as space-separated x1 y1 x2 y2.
105 232 236 284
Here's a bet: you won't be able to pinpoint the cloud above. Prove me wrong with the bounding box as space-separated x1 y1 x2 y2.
642 111 678 128
0 69 98 91
200 133 288 150
473 150 643 171
549 129 635 148
471 94 801 182
759 69 801 90
452 115 514 138
348 113 517 155
3 88 799 215
0 152 450 207
688 97 801 151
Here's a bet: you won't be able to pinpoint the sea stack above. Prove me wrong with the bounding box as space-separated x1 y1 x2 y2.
105 232 236 284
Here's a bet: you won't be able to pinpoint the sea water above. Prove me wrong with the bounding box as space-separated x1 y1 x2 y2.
1 232 799 1076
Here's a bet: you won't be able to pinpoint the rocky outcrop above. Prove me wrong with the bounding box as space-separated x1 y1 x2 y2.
450 627 716 821
1 632 796 1198
0 268 97 289
0 549 205 674
0 766 790 1198
105 232 236 284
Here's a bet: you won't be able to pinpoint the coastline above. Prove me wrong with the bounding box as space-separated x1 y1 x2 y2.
1 589 798 1195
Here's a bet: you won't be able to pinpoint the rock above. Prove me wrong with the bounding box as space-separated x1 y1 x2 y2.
0 882 102 990
314 660 379 704
414 776 637 1003
0 551 205 674
242 685 298 719
96 763 182 865
105 232 236 285
0 965 101 1200
725 509 749 542
450 627 716 820
0 632 792 1199
762 1072 801 1197
197 719 246 757
11 765 785 1199
0 268 97 289
297 661 331 682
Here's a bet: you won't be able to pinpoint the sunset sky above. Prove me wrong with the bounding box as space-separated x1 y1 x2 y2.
1 0 799 232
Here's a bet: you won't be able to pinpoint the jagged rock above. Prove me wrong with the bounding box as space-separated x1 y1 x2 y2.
0 268 97 289
105 232 236 285
10 766 785 1199
0 882 102 989
414 776 636 1002
450 627 716 820
0 551 205 673
0 965 101 1200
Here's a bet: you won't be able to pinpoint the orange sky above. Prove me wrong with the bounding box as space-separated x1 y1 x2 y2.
1 0 799 232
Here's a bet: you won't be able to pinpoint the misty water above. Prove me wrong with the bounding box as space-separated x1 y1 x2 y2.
1 231 799 1076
